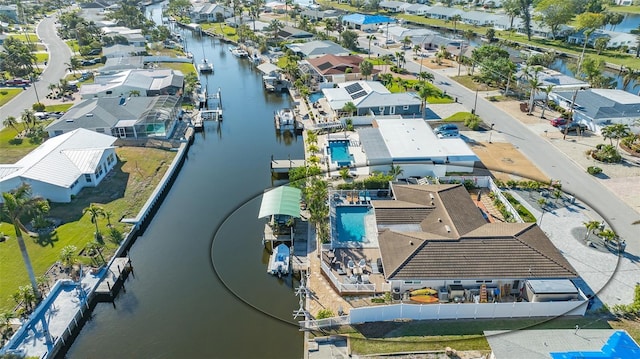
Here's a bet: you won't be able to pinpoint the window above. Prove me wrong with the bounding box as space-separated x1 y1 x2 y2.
107 153 114 164
403 105 409 110
453 280 461 284
96 128 105 133
106 90 113 95
379 106 385 113
85 174 92 183
70 179 79 189
54 130 63 136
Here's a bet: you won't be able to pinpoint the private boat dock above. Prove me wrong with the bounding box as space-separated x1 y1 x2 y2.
95 257 133 301
270 158 306 174
191 87 223 131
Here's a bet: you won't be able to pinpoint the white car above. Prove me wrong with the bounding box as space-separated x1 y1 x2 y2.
34 112 49 120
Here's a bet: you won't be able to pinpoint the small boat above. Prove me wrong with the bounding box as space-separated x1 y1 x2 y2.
410 295 439 303
198 59 213 73
185 52 193 59
267 243 290 277
231 48 249 58
274 108 296 131
410 288 438 296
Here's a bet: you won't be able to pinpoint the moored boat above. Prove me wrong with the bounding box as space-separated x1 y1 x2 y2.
198 59 213 73
267 243 290 277
231 48 249 58
274 108 297 131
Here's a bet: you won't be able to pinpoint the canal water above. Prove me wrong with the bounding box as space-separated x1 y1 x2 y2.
66 4 305 358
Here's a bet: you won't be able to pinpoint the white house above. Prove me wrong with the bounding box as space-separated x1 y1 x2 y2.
285 40 351 58
568 29 638 49
423 6 463 20
323 81 422 117
460 10 501 26
386 25 438 43
379 1 409 13
0 129 118 203
404 4 431 16
102 44 146 58
189 2 232 23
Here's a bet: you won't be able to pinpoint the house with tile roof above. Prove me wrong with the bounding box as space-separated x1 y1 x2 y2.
301 54 380 85
79 69 184 99
322 81 421 117
46 95 182 140
0 129 117 203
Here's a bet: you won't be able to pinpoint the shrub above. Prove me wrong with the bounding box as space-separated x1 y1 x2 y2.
592 144 622 163
32 102 45 111
463 114 481 130
587 166 602 175
316 309 334 319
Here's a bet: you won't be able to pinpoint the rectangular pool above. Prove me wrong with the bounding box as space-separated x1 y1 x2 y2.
334 205 371 244
328 140 352 167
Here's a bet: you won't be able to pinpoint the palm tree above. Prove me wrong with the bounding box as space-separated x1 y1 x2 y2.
527 69 543 115
540 85 554 119
59 245 78 269
599 228 617 243
65 57 82 79
268 19 283 40
21 109 36 133
366 34 376 58
418 71 434 83
451 14 462 37
601 124 631 147
379 73 394 87
417 84 438 118
388 164 403 180
342 101 357 117
83 203 106 241
583 220 601 241
129 90 141 97
306 130 318 145
2 183 50 301
621 68 639 91
104 210 113 227
86 241 106 265
3 116 18 133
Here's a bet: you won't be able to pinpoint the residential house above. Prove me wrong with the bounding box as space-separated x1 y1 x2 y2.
0 5 18 21
492 14 522 31
386 25 438 44
322 81 422 117
342 13 395 31
615 0 633 5
486 330 640 359
300 9 345 22
102 44 146 58
97 56 146 75
285 40 351 59
379 1 410 13
0 129 118 203
460 10 501 26
46 95 182 140
567 29 638 49
516 66 589 93
357 118 479 177
278 25 314 40
423 6 463 20
403 4 432 16
521 22 571 39
550 89 640 132
416 33 460 50
376 183 578 294
301 54 379 86
79 69 184 99
189 2 232 23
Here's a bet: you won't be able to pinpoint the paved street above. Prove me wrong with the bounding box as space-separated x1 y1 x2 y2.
0 15 71 129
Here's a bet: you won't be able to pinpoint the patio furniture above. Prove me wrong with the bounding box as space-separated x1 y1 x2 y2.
361 274 370 284
357 258 366 269
347 259 355 270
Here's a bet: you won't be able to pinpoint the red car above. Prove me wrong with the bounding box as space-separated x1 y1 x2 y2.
5 78 31 86
550 117 568 127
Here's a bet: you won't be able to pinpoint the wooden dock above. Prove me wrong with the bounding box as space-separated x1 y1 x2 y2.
271 159 306 173
96 257 133 300
292 218 309 272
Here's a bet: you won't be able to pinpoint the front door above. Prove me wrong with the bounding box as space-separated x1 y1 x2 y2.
118 127 126 138
390 106 395 115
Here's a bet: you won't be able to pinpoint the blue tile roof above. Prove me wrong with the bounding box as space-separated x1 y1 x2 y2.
342 13 394 25
550 331 640 359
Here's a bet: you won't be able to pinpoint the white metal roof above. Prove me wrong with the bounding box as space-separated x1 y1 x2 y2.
1 129 117 188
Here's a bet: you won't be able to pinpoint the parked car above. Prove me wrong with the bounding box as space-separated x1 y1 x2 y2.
5 78 31 86
34 112 49 120
550 117 568 127
437 132 460 139
434 123 459 135
558 122 588 133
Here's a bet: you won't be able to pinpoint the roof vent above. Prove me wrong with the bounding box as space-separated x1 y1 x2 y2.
65 119 74 123
85 113 93 117
438 218 442 222
409 241 413 245
429 193 435 200
445 225 451 233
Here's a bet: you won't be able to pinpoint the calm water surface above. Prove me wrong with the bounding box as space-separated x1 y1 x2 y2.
67 4 305 358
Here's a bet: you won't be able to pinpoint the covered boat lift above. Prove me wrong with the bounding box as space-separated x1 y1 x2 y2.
258 186 302 246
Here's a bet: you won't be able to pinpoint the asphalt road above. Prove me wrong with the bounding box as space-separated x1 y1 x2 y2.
0 15 71 127
360 36 639 255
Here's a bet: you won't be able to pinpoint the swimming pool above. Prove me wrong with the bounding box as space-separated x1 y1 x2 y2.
308 92 325 103
328 140 352 167
334 205 371 244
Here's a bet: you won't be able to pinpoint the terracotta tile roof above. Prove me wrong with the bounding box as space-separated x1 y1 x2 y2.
376 183 577 281
307 54 365 75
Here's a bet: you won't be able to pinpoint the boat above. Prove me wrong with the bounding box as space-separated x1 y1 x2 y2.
274 108 297 131
410 295 439 303
185 52 193 59
410 288 438 296
231 47 249 58
267 243 290 277
198 59 213 73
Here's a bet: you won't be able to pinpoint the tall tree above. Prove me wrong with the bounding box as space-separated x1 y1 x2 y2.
3 116 18 133
83 203 106 241
535 0 574 39
2 184 50 301
340 30 358 50
359 60 373 80
540 85 554 119
502 0 521 30
450 14 462 37
621 68 640 91
575 12 605 74
342 102 357 116
517 0 533 41
417 85 438 118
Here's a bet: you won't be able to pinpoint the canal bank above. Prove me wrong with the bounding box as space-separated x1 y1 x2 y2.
66 3 306 358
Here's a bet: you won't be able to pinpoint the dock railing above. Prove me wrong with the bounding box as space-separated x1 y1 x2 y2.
299 315 351 331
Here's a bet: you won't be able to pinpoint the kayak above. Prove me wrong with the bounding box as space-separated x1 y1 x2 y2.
410 288 437 296
410 295 439 303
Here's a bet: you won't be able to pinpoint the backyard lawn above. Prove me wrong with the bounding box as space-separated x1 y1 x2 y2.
0 146 176 312
0 89 23 107
0 121 52 164
161 62 197 76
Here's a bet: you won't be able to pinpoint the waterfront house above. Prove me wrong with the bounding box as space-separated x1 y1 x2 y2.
0 129 117 203
423 6 463 20
285 40 351 59
97 56 146 75
322 81 421 117
386 25 438 44
550 89 640 132
520 22 571 39
403 4 432 16
301 54 380 86
376 183 578 295
460 10 501 26
189 2 232 23
515 66 589 94
0 4 18 21
101 27 146 47
491 14 522 31
277 25 314 40
615 0 633 5
300 9 346 22
79 69 184 99
379 1 410 13
341 13 395 32
486 330 640 359
567 29 638 49
102 44 146 58
46 95 182 140
416 33 460 50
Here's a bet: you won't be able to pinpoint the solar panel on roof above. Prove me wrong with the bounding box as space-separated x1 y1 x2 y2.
351 90 367 99
317 62 332 71
345 83 363 94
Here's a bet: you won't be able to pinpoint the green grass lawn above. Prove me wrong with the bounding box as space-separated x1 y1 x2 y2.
443 111 473 122
0 121 54 164
0 146 176 311
342 316 613 355
387 79 454 104
44 104 74 113
451 75 499 91
607 4 640 13
202 23 239 42
0 88 23 107
35 53 49 64
7 33 39 43
160 62 197 76
367 58 391 65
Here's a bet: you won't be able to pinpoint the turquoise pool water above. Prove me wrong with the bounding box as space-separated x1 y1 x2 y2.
308 92 324 103
335 206 370 243
328 140 352 167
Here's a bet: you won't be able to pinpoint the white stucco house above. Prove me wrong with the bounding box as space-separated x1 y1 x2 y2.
0 129 118 203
